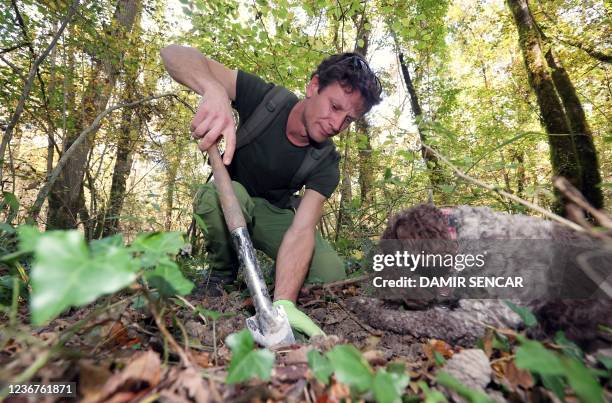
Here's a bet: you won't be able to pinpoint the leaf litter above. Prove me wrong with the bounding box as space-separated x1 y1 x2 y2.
1 277 610 402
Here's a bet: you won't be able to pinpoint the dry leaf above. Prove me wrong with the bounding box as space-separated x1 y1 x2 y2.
90 350 161 403
78 360 113 402
505 360 534 389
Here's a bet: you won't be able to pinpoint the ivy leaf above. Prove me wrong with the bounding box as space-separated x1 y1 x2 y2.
561 356 603 403
17 225 42 254
553 331 583 361
225 330 275 384
144 261 194 296
436 372 492 403
30 231 138 324
515 337 564 375
307 350 333 385
504 300 537 328
373 369 410 403
540 374 566 401
326 345 373 392
130 232 184 268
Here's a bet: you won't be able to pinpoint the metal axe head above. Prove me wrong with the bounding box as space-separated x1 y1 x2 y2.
245 305 295 348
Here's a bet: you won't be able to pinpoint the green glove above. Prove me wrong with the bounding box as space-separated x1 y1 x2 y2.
273 299 326 338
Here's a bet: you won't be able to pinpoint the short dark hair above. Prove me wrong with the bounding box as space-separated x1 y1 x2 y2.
311 52 383 113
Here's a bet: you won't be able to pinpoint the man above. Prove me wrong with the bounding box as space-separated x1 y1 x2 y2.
160 45 382 337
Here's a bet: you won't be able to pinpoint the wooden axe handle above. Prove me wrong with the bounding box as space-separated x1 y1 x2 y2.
207 145 246 231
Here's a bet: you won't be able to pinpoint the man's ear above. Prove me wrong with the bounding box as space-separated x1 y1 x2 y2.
306 75 320 98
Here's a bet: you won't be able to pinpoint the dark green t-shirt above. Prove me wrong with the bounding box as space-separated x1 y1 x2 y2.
229 70 340 208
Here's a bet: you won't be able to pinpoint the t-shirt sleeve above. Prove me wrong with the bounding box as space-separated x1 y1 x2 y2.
305 151 341 199
232 70 274 124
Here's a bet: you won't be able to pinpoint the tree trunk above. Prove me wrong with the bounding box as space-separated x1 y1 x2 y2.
506 0 581 215
544 49 603 209
47 0 141 229
335 129 353 242
353 12 375 207
101 102 138 236
398 52 449 203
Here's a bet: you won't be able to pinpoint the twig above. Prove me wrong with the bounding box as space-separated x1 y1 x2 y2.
302 274 369 293
0 0 80 187
327 288 382 337
147 293 193 367
421 143 586 233
28 92 175 220
175 295 207 324
553 176 612 229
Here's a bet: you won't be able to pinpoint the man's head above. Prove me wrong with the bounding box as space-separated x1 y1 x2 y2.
302 53 382 143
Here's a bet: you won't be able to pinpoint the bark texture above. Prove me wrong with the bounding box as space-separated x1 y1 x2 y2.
47 0 141 229
544 49 603 209
398 52 449 203
507 0 602 214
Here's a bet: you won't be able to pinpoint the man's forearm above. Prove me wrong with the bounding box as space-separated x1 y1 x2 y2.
273 227 315 302
160 45 228 97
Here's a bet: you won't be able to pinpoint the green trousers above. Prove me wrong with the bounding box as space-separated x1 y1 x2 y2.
194 181 346 284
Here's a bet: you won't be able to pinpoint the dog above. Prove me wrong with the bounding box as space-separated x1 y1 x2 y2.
378 203 611 350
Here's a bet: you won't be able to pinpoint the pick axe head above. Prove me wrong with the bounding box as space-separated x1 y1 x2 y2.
246 304 295 348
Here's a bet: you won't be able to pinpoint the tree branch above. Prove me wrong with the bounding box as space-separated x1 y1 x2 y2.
28 93 176 221
421 143 586 233
0 0 80 187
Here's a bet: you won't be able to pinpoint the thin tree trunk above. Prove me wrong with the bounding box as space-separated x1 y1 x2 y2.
353 11 375 207
101 100 139 236
398 52 449 203
544 49 603 209
47 0 140 229
507 0 581 215
335 129 353 242
0 0 79 187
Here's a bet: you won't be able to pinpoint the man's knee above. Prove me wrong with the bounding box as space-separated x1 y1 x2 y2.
307 242 346 284
194 181 251 216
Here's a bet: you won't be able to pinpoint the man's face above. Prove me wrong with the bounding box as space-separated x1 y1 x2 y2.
303 75 367 143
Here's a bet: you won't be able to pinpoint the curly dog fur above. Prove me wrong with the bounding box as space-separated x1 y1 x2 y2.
382 203 611 350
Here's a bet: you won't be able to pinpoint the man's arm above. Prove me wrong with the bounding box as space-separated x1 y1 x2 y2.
160 44 238 164
273 189 326 302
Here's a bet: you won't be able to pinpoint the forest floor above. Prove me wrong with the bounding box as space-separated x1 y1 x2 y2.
1 274 611 402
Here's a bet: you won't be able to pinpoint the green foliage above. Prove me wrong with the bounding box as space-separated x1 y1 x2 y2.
326 345 374 393
504 300 537 328
307 350 333 385
21 228 139 325
515 336 604 403
373 369 410 403
144 261 193 296
418 381 447 403
307 345 409 399
16 226 193 324
436 372 492 403
225 329 275 384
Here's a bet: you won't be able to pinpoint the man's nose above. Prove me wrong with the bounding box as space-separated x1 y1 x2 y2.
331 113 344 133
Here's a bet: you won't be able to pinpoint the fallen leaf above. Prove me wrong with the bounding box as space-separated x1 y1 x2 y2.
430 339 454 359
89 350 161 403
273 363 309 382
78 360 113 402
279 345 310 364
362 350 386 366
165 366 211 403
191 350 211 368
505 360 534 389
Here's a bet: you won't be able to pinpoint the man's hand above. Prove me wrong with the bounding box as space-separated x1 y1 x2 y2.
273 300 325 338
160 45 238 165
191 84 237 165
